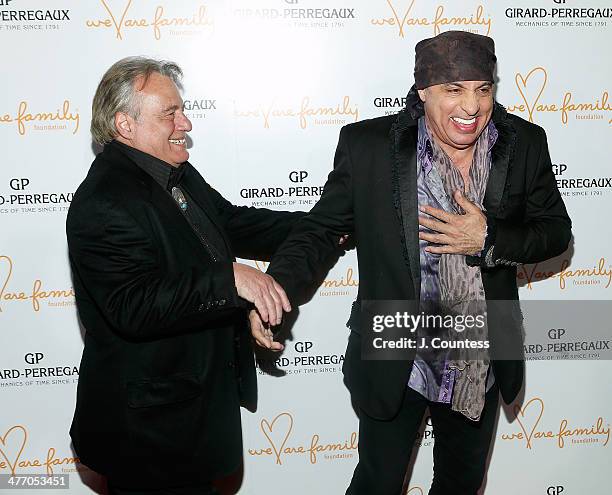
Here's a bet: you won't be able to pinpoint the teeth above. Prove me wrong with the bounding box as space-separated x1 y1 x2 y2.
169 138 185 145
452 117 476 125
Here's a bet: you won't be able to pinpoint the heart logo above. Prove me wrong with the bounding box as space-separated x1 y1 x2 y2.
384 0 417 38
0 426 28 475
515 67 548 123
0 255 13 313
99 0 133 40
260 413 294 465
514 397 545 450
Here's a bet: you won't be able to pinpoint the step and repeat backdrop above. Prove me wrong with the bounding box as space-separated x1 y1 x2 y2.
1 0 611 494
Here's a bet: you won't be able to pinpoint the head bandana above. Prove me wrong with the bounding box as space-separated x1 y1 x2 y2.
414 31 496 90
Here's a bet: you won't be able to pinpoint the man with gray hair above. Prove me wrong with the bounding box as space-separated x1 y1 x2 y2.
67 56 298 494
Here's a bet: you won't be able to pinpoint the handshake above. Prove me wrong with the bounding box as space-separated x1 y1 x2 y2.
232 262 289 352
232 235 349 352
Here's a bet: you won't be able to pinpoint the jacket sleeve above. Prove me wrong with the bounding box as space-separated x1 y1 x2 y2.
266 126 355 304
489 126 572 265
203 183 306 261
67 199 243 342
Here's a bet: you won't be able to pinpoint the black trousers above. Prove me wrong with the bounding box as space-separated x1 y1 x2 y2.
346 384 500 495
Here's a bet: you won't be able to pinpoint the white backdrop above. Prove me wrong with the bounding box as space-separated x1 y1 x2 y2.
1 1 611 494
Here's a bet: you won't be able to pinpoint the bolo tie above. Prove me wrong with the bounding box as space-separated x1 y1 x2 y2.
171 186 188 211
169 166 188 211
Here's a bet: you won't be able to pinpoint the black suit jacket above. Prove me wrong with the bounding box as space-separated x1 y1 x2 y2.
66 143 300 489
268 104 572 420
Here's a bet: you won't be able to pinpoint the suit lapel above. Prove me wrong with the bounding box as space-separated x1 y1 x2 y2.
147 178 216 262
390 112 421 301
180 165 232 255
484 103 517 216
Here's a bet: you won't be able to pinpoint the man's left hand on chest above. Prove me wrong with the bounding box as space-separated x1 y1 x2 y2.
418 189 486 256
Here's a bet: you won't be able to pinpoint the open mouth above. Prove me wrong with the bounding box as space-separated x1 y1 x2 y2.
451 117 476 125
169 138 186 145
450 116 478 132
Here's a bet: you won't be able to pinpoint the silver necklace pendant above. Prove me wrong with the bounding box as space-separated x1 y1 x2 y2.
171 186 188 211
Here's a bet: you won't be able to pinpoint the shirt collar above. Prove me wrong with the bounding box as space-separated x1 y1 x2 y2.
487 121 498 153
417 117 433 168
109 140 187 191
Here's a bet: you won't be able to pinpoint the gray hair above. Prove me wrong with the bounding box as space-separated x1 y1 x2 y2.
91 56 183 144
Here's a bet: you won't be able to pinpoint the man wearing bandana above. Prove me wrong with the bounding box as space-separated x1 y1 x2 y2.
259 31 572 494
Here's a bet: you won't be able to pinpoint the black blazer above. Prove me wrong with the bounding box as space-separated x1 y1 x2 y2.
268 104 572 420
66 143 299 489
